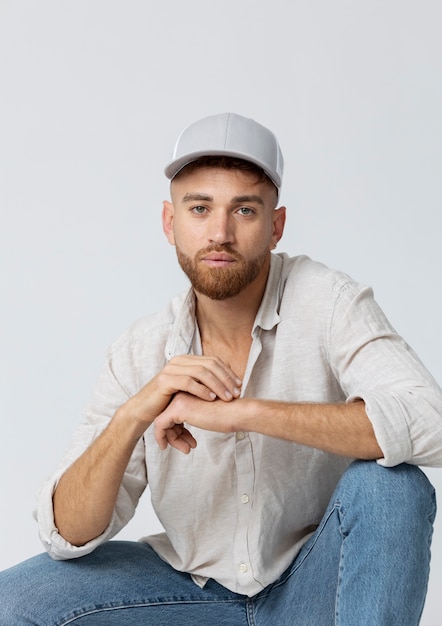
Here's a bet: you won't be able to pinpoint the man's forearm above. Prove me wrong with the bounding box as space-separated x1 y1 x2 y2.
52 353 242 546
155 394 383 460
53 410 146 547
240 398 383 459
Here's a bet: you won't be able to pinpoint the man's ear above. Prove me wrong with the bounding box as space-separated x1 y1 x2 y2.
162 201 175 245
271 206 286 249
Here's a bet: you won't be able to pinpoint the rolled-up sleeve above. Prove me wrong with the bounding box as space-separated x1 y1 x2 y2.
328 279 442 467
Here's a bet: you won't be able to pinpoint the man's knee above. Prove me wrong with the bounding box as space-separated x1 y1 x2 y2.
0 554 50 624
338 460 436 527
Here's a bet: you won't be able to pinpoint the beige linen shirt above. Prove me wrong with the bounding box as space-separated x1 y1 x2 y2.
35 254 442 597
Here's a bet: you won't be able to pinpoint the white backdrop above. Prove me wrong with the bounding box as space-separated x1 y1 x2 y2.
1 1 441 623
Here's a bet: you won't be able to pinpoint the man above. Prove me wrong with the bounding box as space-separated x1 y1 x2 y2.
1 112 441 625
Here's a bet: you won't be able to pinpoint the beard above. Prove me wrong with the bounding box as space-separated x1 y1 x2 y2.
176 243 269 300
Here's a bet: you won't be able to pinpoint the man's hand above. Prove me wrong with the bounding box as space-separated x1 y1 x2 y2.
154 392 237 453
119 355 241 438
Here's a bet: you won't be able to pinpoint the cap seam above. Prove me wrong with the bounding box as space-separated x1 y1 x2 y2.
224 112 231 148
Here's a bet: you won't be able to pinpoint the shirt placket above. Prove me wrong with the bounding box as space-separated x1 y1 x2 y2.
232 334 262 589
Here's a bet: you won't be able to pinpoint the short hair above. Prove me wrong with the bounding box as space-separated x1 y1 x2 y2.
173 156 278 200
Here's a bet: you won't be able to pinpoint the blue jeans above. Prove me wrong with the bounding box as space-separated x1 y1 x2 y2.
0 461 436 625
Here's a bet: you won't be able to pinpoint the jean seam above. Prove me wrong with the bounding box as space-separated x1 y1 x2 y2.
245 598 256 626
57 598 247 625
334 505 346 626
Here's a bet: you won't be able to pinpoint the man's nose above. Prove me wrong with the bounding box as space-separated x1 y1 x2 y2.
208 213 234 245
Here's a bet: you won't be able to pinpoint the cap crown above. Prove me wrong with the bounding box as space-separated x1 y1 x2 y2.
164 113 283 190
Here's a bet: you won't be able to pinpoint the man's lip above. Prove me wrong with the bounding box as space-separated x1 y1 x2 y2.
202 253 236 262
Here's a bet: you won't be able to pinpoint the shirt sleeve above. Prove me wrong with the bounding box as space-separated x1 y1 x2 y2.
328 278 442 467
34 353 148 560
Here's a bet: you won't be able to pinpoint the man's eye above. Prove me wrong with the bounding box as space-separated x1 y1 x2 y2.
238 207 254 216
192 206 207 214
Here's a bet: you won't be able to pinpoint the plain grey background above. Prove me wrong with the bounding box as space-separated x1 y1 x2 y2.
1 1 441 623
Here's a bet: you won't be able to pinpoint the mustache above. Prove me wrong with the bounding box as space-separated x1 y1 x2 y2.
196 243 243 261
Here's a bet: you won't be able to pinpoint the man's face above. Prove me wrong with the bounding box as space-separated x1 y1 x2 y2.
163 166 285 300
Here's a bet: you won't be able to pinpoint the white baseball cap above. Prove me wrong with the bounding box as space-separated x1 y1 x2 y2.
164 112 284 191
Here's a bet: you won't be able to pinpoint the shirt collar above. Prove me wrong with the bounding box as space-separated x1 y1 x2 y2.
252 252 283 333
165 289 197 359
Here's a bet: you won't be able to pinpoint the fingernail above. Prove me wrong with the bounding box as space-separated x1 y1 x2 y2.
225 390 233 400
233 387 241 397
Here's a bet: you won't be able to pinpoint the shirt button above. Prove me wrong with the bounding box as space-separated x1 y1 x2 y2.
241 494 250 504
236 432 245 441
239 562 248 573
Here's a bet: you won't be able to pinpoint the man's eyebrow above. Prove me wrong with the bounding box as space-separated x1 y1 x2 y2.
182 193 213 202
181 192 265 206
232 195 264 206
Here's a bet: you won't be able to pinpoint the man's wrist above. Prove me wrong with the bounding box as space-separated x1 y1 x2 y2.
233 398 258 434
112 404 152 444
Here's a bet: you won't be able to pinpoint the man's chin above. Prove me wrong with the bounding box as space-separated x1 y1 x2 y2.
192 282 246 301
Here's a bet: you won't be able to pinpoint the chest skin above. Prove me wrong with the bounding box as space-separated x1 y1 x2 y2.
202 336 252 383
